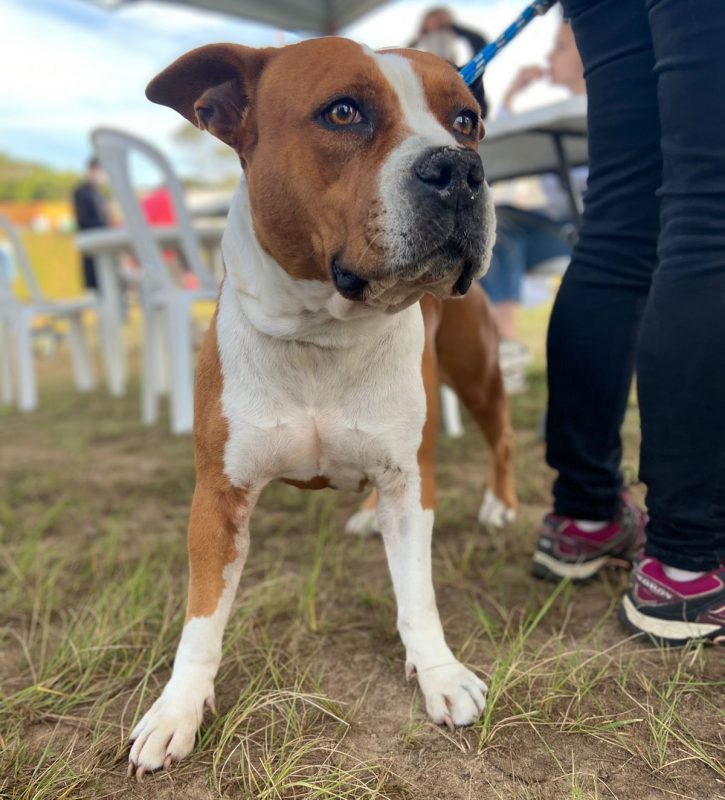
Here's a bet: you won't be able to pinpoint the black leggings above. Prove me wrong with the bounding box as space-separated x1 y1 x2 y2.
546 0 725 571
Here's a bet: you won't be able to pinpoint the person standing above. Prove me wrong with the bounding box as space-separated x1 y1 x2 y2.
534 0 725 645
72 157 109 291
481 22 586 389
410 7 489 118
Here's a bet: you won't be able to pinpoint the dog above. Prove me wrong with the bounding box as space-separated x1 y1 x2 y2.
127 37 514 778
345 291 517 537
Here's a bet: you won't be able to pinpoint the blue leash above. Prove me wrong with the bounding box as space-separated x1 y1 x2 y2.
459 0 559 87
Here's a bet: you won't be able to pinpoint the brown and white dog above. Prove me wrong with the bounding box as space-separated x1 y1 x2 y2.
345 290 517 537
128 37 515 778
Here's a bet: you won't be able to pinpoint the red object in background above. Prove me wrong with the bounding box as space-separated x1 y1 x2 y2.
141 187 176 226
140 188 200 289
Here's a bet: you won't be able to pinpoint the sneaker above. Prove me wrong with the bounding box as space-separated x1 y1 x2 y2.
532 496 647 581
620 557 725 645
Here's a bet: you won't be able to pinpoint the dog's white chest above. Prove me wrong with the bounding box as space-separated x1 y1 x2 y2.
216 281 426 490
224 403 385 490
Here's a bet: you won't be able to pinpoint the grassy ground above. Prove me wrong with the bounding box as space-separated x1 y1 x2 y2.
12 232 85 301
0 302 723 800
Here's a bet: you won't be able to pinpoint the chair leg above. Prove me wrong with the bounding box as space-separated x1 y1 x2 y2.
67 313 97 392
0 318 14 406
152 307 170 396
165 297 194 435
440 385 464 438
95 253 127 398
140 302 161 427
15 311 37 412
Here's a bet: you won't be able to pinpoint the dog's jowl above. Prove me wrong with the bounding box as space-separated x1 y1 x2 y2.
128 37 515 778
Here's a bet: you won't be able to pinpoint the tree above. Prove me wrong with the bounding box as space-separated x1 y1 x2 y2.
0 152 80 202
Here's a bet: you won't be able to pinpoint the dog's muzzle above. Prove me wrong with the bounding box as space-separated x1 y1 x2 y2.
397 146 489 293
330 148 492 307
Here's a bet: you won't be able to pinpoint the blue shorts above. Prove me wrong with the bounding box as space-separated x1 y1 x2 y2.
480 206 572 303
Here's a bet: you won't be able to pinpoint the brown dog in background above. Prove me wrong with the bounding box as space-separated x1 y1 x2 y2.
345 286 517 536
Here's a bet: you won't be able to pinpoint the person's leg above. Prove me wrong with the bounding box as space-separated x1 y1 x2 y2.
82 255 98 291
636 0 725 572
481 206 527 340
546 0 661 522
483 207 571 340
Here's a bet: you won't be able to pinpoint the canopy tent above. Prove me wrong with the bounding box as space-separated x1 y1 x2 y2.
92 0 392 34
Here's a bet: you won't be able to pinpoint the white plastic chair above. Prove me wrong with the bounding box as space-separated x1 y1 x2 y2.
91 129 218 435
0 214 97 411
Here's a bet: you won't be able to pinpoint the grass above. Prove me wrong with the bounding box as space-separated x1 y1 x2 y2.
13 231 85 301
0 286 724 799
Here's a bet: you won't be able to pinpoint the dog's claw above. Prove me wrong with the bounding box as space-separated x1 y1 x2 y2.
405 662 417 680
444 713 454 731
126 688 206 776
204 696 217 715
127 762 135 779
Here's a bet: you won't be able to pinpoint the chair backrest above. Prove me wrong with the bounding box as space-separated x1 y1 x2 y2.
91 128 216 294
0 213 45 306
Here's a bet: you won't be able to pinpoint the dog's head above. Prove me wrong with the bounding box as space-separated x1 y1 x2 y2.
147 37 494 311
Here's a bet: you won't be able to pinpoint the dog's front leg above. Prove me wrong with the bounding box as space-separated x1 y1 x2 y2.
128 479 258 778
377 470 487 728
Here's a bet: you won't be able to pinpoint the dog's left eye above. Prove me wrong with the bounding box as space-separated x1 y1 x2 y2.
323 99 364 127
453 110 478 137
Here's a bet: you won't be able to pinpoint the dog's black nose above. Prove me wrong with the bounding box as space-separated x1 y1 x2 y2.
412 147 484 209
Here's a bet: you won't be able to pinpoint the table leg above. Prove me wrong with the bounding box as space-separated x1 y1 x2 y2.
552 132 583 227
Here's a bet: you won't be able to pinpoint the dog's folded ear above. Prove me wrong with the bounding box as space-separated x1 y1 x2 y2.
146 44 274 150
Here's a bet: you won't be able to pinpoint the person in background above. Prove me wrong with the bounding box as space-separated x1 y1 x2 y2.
482 22 586 389
410 7 488 118
537 0 725 646
72 157 109 291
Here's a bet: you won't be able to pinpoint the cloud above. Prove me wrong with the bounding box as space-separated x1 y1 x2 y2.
0 0 291 174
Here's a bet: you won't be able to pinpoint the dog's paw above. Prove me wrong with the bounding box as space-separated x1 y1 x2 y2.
411 660 488 728
478 489 516 529
344 508 380 537
127 685 213 779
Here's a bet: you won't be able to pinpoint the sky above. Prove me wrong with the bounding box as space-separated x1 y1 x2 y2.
0 0 565 180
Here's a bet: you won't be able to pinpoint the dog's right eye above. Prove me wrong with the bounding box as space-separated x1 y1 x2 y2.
322 99 364 127
453 110 478 138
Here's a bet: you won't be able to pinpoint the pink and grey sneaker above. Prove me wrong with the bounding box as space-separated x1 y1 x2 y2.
532 497 647 581
620 557 725 646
